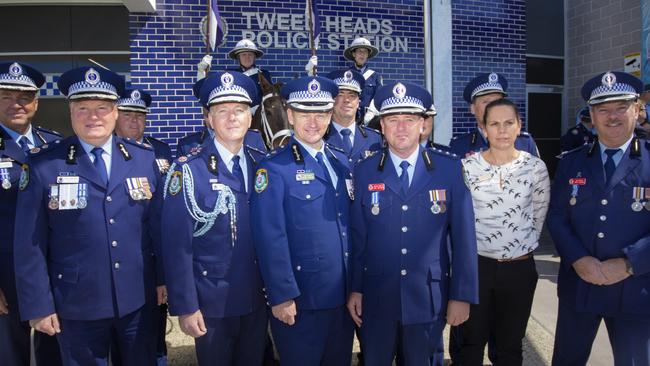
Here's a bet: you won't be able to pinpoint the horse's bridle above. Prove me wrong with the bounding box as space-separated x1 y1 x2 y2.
259 92 291 148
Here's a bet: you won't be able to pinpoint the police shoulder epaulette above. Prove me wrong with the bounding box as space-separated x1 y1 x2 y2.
35 125 62 137
359 149 380 161
265 144 289 159
122 137 153 151
519 131 532 138
248 128 261 134
428 147 459 159
557 144 587 159
28 139 64 156
175 151 201 164
361 125 381 136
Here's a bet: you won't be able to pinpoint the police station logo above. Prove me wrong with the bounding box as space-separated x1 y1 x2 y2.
131 90 141 100
488 72 499 84
343 70 353 82
200 16 229 48
308 79 321 95
393 83 406 99
254 168 268 193
9 62 23 77
85 68 100 85
602 72 616 88
221 72 234 88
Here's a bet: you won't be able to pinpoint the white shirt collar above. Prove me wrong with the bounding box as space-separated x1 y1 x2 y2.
331 121 356 139
294 138 326 160
388 146 419 173
78 135 113 157
0 123 35 146
213 138 245 168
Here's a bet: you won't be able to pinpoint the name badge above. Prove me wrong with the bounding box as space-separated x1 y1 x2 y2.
368 183 385 191
296 170 315 183
212 183 225 191
0 161 12 169
57 175 80 184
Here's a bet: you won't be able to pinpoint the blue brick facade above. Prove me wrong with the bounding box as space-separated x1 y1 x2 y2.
451 0 527 134
127 0 526 148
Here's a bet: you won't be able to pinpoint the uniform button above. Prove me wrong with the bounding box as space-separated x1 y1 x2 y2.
262 287 266 292
401 226 408 233
114 262 120 270
305 194 311 199
109 218 115 224
402 205 408 211
254 259 258 264
401 248 408 255
600 215 607 221
106 196 112 202
296 265 302 271
597 232 605 239
341 232 346 237
401 269 407 276
348 158 353 163
57 274 63 279
202 270 208 276
338 212 342 217
601 199 608 205
335 193 339 197
345 251 349 257
111 240 118 247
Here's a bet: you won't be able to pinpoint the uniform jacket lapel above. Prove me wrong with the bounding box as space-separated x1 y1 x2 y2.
107 139 135 194
203 141 244 194
380 156 404 198
584 144 606 192
71 137 107 189
405 147 434 200
606 146 641 193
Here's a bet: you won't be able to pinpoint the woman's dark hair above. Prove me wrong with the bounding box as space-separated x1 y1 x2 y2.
482 98 521 125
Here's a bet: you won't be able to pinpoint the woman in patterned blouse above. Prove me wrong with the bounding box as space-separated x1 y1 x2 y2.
458 98 550 365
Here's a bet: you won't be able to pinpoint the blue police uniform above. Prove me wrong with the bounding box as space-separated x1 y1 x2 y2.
176 127 266 157
227 39 272 104
548 71 650 366
344 37 382 123
560 123 595 153
13 67 161 365
161 71 268 365
350 82 478 366
324 69 382 165
0 61 63 366
450 72 539 159
250 76 354 366
114 88 170 366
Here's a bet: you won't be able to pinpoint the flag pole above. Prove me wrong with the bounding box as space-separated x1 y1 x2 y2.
205 0 212 72
306 0 317 75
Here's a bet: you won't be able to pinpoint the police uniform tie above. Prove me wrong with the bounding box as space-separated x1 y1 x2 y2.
604 148 620 184
316 152 334 187
18 136 30 153
340 128 353 155
231 155 246 192
399 160 410 194
91 147 109 186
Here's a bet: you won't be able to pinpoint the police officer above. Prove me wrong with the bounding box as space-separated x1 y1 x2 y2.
13 66 161 365
421 104 451 152
114 88 169 366
227 39 272 102
176 78 267 156
548 71 650 366
344 37 383 124
450 73 539 158
560 106 596 153
161 71 267 365
0 61 62 366
324 69 382 165
250 75 354 366
346 82 478 365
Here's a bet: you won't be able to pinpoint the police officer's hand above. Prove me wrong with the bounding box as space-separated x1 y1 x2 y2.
272 300 297 326
29 313 61 336
600 258 630 285
446 300 470 326
572 256 607 285
156 285 168 305
346 292 363 327
305 56 318 76
0 288 8 314
179 310 207 338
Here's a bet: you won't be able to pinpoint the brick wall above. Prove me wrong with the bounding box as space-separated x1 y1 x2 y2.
567 0 641 114
451 0 527 133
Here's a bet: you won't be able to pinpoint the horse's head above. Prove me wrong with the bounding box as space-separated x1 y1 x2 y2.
253 75 291 150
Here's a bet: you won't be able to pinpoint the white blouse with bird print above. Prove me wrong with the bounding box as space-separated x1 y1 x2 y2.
462 151 550 260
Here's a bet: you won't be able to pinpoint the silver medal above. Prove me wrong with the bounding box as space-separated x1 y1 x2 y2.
645 201 650 211
632 201 643 212
371 205 380 215
569 197 577 206
2 179 10 190
431 203 441 214
48 198 59 210
78 197 87 209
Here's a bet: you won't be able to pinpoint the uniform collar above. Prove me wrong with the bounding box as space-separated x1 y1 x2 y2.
78 135 113 157
388 146 419 171
599 135 633 163
0 123 35 146
294 137 325 160
331 121 356 139
213 137 245 165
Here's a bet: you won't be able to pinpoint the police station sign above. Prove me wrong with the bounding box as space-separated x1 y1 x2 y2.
239 12 409 53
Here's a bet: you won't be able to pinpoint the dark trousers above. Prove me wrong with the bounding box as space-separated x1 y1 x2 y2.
459 255 538 366
57 305 156 366
111 303 168 366
0 312 62 366
195 307 268 366
270 305 353 366
552 300 650 366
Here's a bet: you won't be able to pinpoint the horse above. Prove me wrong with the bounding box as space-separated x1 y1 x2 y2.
252 74 291 150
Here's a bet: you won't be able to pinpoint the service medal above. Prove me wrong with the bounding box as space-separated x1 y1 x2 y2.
632 187 644 212
439 202 447 213
70 198 77 207
371 205 380 215
1 179 10 190
645 201 650 211
77 183 87 209
569 197 577 206
78 196 87 209
632 201 643 212
431 203 441 214
48 198 59 210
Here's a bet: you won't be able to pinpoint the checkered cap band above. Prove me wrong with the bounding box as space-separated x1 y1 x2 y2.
380 96 425 112
0 73 38 90
117 98 147 109
332 77 361 93
288 90 334 104
68 81 118 98
471 82 504 99
589 83 638 102
208 85 252 104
